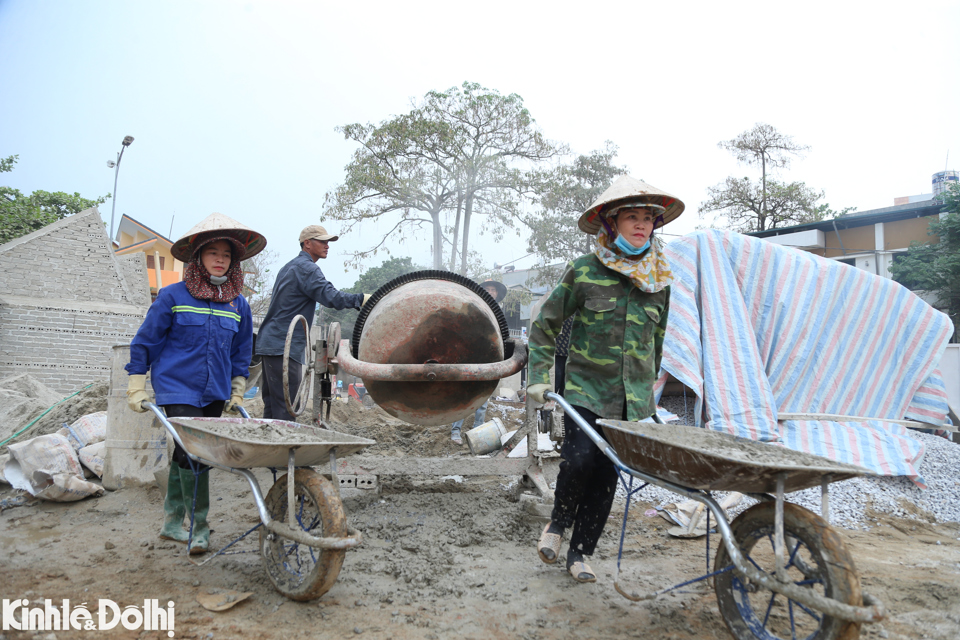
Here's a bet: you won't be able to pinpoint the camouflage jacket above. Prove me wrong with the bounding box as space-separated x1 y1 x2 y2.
528 254 669 421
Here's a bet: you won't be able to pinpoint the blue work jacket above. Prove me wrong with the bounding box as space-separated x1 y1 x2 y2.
126 282 253 407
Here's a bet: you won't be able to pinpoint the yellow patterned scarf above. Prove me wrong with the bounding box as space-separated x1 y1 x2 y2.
595 227 674 293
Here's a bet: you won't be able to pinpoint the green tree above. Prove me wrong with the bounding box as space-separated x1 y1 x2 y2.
699 124 829 232
320 256 426 338
889 183 960 341
524 142 626 285
1 155 110 244
324 82 560 273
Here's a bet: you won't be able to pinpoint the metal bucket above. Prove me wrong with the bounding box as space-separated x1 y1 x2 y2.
101 345 169 490
464 418 507 456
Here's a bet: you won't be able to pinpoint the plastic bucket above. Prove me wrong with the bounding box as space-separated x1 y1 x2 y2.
464 418 507 456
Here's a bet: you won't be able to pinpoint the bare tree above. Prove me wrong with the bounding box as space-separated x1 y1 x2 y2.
324 82 560 273
701 124 826 232
720 123 810 220
242 248 278 316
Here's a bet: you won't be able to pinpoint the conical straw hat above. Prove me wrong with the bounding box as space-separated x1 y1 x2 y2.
578 175 685 234
171 212 267 262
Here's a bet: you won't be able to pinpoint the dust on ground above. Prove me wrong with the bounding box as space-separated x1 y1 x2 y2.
2 389 960 639
2 470 959 639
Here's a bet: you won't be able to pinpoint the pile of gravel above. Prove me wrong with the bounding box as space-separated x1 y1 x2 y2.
615 392 960 529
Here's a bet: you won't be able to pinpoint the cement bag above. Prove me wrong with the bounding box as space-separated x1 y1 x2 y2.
57 411 108 450
0 453 9 485
78 441 106 478
3 434 104 501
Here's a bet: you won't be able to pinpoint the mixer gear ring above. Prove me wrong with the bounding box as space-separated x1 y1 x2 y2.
351 270 511 360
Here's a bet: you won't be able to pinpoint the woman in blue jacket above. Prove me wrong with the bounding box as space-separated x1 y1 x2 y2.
125 213 266 554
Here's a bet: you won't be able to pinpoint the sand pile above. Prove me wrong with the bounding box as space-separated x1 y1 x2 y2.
27 380 109 438
0 376 109 452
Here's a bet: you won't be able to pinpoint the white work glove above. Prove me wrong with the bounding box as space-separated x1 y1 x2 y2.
362 293 372 307
126 374 149 413
225 376 246 414
527 383 551 404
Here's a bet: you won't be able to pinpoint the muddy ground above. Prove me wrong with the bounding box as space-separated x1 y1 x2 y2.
2 397 960 639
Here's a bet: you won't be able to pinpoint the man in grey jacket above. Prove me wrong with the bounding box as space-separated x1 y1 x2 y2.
255 225 370 420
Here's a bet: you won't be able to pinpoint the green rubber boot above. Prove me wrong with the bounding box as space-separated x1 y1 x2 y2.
181 467 210 555
159 464 189 543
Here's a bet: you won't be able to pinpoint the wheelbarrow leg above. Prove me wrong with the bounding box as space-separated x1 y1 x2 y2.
775 472 787 582
287 449 296 528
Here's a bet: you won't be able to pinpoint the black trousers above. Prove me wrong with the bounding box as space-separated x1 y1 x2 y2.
260 355 302 421
554 355 567 396
552 404 620 556
162 402 224 470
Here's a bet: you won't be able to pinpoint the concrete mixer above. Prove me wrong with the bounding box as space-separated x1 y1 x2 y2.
280 270 555 511
339 270 526 425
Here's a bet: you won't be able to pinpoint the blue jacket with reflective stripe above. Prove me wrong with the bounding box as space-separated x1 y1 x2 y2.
126 282 253 407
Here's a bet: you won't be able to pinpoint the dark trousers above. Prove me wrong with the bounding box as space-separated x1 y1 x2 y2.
260 355 302 421
162 402 224 470
554 355 567 396
552 405 620 556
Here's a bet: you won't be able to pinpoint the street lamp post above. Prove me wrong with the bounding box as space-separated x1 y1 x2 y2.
107 135 135 248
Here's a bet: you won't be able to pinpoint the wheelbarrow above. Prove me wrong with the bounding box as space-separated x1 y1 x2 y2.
145 402 375 600
547 392 886 640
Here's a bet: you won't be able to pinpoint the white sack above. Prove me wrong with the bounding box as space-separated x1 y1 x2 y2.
4 434 103 501
78 441 106 478
57 411 108 450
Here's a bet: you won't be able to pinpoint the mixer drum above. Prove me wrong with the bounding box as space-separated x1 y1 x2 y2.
355 273 508 426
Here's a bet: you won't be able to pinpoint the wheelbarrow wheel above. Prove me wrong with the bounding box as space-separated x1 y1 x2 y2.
260 469 347 601
714 502 861 640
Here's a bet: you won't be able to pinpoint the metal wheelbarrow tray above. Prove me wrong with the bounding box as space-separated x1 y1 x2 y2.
548 393 885 640
599 419 871 494
166 415 374 468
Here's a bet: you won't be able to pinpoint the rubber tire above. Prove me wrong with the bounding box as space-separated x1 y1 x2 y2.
361 394 375 408
260 469 347 601
714 502 862 640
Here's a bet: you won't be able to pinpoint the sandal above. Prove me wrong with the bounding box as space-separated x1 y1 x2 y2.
537 523 562 564
568 560 597 583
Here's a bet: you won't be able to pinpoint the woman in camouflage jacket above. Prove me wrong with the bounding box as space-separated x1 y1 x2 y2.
528 175 684 583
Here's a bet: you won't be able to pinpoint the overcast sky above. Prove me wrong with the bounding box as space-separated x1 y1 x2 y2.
2 0 958 287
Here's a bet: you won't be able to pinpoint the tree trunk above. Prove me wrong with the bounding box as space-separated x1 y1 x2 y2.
459 192 474 275
448 194 463 271
431 211 443 269
760 154 767 232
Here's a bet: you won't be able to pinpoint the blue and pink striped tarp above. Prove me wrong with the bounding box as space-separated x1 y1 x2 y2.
656 230 954 487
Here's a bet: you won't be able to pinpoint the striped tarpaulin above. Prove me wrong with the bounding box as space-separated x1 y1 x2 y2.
656 230 955 487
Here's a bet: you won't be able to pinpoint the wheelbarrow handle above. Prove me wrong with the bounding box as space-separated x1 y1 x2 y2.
142 402 249 463
143 402 195 461
545 392 620 461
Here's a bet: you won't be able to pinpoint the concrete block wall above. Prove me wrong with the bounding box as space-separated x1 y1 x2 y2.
116 252 152 307
0 207 139 306
0 301 144 393
0 207 150 395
